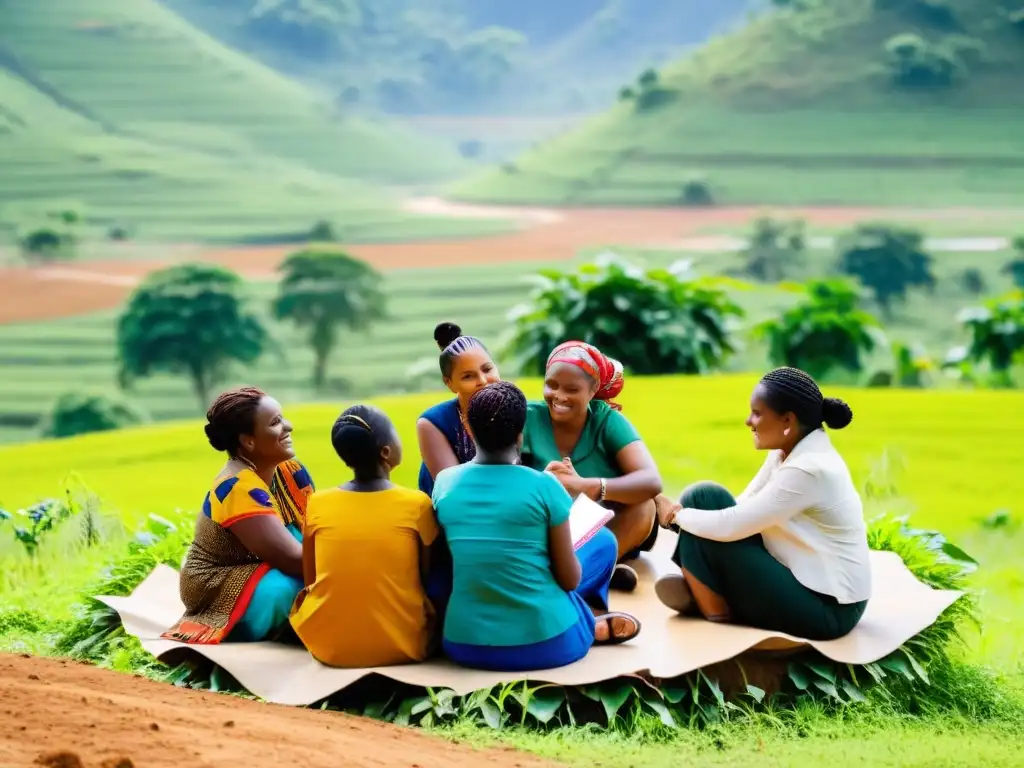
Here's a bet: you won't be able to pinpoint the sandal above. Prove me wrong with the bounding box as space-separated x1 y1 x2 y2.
610 563 639 592
655 573 698 616
593 611 641 646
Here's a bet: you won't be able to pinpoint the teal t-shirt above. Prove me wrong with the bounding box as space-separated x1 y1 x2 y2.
521 400 642 480
431 463 578 647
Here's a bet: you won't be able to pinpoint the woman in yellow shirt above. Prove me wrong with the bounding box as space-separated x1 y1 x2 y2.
289 405 439 667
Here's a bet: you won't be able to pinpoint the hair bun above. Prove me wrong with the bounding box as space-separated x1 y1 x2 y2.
822 397 853 430
204 422 229 452
434 322 463 351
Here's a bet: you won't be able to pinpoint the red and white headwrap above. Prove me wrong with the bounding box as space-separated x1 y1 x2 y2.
546 341 625 411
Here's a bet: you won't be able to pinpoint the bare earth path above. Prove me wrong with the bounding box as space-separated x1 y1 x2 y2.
0 200 1015 324
0 653 551 768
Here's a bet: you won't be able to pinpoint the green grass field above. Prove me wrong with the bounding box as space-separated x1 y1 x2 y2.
2 375 1022 765
0 0 489 242
451 1 1024 207
0 240 1017 445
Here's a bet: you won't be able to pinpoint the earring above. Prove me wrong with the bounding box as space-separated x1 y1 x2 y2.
783 428 790 436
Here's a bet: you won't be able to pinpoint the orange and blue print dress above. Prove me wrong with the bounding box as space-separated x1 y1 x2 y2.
162 459 315 644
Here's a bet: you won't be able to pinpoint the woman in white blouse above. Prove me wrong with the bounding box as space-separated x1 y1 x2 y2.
654 367 871 640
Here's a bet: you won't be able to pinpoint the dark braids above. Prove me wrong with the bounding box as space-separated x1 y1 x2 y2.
759 367 854 432
331 404 395 478
467 381 527 453
435 321 489 379
204 386 266 455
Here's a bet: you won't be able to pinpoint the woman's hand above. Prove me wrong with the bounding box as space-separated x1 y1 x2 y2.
544 458 601 500
655 493 682 530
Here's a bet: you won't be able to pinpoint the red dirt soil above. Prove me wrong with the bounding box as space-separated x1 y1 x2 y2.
0 653 552 768
0 204 989 324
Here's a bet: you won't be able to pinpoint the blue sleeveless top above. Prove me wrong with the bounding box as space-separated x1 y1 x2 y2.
417 398 476 496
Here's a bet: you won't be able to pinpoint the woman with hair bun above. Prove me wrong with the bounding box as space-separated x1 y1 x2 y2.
289 405 439 668
162 387 316 645
654 367 871 641
416 322 500 496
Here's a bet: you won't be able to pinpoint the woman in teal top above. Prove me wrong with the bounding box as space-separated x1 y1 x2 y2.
520 341 667 593
432 381 642 671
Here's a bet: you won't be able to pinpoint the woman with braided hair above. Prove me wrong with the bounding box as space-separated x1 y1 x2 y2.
289 405 439 667
654 367 871 641
519 341 667 593
432 381 641 671
415 322 500 497
163 387 316 645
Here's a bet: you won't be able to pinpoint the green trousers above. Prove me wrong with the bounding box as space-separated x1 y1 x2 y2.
672 481 867 641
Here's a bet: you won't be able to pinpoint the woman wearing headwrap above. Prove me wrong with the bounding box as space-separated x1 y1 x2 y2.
519 341 665 592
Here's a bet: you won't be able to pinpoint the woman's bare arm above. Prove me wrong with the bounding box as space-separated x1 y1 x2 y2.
417 418 461 481
230 516 303 577
602 441 663 504
547 520 582 592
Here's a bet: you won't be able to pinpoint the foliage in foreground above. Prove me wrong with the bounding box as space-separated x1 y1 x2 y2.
36 490 1002 734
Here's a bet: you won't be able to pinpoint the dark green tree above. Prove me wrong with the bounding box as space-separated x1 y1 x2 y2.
503 254 745 376
273 248 387 390
742 216 806 283
753 279 885 380
116 263 269 408
836 223 937 317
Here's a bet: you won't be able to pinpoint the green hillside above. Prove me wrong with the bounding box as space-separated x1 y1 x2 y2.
451 0 1024 206
0 0 498 242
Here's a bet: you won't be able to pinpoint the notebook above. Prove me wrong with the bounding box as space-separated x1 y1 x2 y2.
569 494 614 550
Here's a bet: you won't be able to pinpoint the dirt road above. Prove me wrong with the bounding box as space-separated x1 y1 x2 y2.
0 653 550 768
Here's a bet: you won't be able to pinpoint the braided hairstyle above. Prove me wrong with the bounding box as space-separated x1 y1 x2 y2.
435 321 489 380
759 367 853 433
204 386 265 456
466 380 527 453
331 404 396 478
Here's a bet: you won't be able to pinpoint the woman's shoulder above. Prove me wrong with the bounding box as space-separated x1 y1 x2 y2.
419 398 459 423
209 468 275 513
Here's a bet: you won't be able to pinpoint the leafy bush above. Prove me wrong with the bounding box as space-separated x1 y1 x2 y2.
954 291 1024 385
502 253 745 376
41 391 148 439
18 225 73 262
754 279 884 380
884 33 962 89
680 176 714 206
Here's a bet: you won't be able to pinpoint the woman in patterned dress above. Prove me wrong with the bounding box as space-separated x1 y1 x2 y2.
162 387 315 645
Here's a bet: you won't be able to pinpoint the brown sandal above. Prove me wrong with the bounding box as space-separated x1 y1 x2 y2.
593 611 641 646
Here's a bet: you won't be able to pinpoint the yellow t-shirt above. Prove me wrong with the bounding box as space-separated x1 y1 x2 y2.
289 485 438 668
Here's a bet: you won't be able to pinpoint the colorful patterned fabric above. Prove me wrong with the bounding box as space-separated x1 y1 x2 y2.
162 459 314 645
546 341 625 411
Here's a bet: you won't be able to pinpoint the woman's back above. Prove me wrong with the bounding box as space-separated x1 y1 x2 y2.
432 463 578 647
290 485 437 667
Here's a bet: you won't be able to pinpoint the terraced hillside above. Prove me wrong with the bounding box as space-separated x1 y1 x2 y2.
452 0 1024 206
0 0 486 242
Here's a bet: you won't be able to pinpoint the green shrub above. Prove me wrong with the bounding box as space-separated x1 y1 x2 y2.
680 175 715 206
308 220 337 242
502 252 744 376
41 392 148 439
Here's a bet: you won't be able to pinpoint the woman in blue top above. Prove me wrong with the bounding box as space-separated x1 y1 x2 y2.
432 380 642 672
416 322 500 497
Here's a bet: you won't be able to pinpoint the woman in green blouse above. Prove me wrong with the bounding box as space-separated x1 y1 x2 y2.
520 341 666 592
